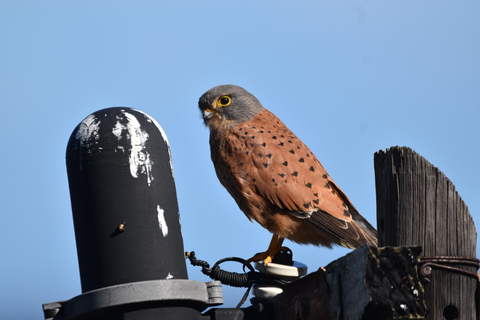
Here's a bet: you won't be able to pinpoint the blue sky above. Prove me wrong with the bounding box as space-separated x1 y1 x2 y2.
1 1 479 318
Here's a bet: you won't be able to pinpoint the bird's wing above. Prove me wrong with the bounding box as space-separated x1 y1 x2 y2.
236 110 377 247
243 110 354 222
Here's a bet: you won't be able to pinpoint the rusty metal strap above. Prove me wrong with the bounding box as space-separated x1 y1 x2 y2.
419 256 480 283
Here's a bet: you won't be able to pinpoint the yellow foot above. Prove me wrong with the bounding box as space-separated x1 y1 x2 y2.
245 234 287 265
245 246 290 265
245 251 271 265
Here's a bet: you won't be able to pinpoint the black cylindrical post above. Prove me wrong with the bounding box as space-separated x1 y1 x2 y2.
65 107 199 318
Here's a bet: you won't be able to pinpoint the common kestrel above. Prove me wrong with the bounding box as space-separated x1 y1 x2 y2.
198 85 377 264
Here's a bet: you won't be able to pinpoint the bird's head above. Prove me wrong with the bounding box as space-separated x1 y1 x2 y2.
198 85 265 131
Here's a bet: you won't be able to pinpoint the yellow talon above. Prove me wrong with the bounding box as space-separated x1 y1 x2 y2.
246 234 286 265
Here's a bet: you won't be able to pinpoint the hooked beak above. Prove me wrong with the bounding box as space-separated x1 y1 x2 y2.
203 108 216 120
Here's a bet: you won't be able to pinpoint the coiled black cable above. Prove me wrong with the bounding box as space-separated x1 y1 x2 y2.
186 251 294 308
186 251 260 307
186 252 258 287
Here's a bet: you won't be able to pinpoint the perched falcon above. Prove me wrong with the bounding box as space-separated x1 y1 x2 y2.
198 85 377 264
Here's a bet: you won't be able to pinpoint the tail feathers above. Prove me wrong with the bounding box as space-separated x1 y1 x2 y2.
349 218 378 248
308 208 378 249
344 204 377 248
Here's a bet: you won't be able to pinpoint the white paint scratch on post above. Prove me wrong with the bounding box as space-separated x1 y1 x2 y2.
165 273 174 279
134 109 175 180
157 205 168 237
112 110 154 186
76 114 101 150
75 114 101 170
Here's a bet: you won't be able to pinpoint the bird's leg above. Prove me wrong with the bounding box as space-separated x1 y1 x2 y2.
246 234 286 265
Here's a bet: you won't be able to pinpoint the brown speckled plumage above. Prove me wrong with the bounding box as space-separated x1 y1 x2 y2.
199 85 377 259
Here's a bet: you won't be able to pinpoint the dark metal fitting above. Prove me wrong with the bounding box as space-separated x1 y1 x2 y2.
419 256 480 284
42 280 223 320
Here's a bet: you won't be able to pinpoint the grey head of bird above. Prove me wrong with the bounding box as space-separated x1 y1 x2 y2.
198 85 265 130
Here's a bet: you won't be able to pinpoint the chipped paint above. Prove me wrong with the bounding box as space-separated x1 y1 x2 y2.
75 114 101 170
178 213 183 238
133 109 175 180
112 110 154 186
165 273 174 279
76 114 101 150
157 205 168 237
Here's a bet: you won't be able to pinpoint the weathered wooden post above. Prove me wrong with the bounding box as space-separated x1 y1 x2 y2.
43 107 222 319
275 245 426 320
374 146 478 319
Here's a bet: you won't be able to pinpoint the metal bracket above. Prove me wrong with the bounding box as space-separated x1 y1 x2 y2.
419 256 480 283
42 279 223 320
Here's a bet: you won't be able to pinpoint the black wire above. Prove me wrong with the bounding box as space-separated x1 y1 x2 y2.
187 252 261 307
185 251 294 308
186 251 257 288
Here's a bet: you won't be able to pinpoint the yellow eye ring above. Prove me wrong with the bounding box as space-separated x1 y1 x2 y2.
217 96 231 107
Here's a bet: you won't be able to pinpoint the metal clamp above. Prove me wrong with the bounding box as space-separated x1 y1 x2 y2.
419 256 480 283
43 279 223 320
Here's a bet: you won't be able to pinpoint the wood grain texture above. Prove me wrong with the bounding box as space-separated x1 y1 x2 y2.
374 146 477 319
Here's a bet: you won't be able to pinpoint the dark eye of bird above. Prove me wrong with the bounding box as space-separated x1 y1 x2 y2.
218 96 231 107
